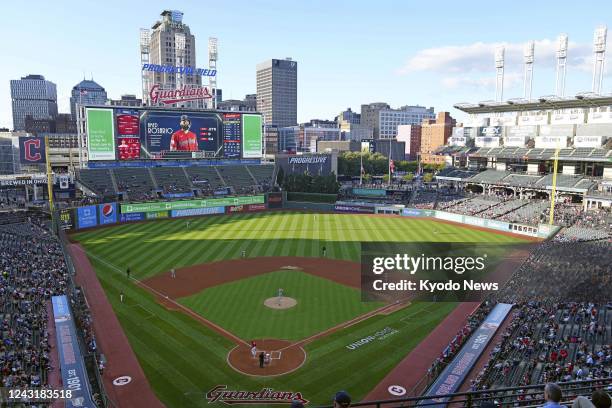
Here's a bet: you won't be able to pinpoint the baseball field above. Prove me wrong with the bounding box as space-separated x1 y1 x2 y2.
71 211 529 406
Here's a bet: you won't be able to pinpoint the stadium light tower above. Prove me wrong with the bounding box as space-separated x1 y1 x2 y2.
555 34 568 97
523 41 535 100
495 45 505 102
592 25 607 94
208 37 218 109
140 28 151 105
175 32 186 107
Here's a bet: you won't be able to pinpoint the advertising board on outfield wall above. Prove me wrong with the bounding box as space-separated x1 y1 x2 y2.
171 206 225 218
396 207 557 238
120 195 265 214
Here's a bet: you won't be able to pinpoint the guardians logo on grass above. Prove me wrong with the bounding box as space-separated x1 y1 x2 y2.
206 385 308 405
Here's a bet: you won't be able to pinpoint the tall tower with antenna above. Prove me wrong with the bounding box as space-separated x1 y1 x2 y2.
555 34 568 97
592 25 607 94
523 41 535 100
208 37 218 109
495 45 505 102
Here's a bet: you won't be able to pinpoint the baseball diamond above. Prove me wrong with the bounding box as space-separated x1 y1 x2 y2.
70 211 531 406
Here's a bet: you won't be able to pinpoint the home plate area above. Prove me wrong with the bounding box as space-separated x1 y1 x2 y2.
226 339 306 377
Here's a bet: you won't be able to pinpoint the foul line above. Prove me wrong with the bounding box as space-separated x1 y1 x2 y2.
72 245 250 347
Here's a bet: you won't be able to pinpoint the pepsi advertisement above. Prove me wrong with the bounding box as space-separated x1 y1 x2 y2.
140 111 222 158
98 202 118 225
77 205 98 229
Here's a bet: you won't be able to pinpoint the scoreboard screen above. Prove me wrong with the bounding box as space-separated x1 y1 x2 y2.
84 107 262 161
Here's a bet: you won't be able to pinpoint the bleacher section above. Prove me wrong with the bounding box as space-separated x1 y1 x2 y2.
469 147 612 160
246 165 274 186
498 200 549 225
216 166 258 195
77 165 276 200
76 169 116 196
184 166 225 191
151 167 192 194
113 168 156 201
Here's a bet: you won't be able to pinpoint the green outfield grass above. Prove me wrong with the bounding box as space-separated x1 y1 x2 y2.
179 270 384 341
72 212 528 406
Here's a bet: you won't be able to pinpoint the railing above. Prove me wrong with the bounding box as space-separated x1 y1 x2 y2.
316 379 612 408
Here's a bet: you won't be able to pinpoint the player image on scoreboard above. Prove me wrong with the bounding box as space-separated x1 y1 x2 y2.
139 111 222 159
117 137 141 160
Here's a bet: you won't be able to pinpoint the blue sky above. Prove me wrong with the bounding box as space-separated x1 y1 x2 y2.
1 0 611 129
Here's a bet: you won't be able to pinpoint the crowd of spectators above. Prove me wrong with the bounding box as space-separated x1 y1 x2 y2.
0 211 103 405
0 214 67 389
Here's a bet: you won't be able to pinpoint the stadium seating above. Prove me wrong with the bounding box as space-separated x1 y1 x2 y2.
76 169 117 197
151 167 193 194
216 166 258 195
113 168 157 201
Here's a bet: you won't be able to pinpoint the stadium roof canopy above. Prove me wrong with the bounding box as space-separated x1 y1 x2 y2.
454 94 612 114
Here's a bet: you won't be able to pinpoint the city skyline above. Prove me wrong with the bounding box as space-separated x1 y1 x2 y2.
1 0 611 130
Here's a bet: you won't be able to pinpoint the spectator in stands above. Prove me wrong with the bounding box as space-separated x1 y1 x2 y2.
573 390 611 408
543 383 566 408
333 391 351 408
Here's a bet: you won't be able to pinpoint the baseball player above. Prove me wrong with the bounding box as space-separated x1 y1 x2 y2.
170 115 198 151
170 268 176 279
120 291 125 303
250 345 257 358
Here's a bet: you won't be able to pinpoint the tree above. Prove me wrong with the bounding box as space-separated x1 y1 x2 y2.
402 174 414 182
382 174 390 183
423 173 433 183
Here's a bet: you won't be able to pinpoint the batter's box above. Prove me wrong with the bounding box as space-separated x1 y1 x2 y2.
270 351 282 360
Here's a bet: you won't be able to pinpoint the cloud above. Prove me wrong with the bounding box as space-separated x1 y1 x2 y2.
398 38 593 76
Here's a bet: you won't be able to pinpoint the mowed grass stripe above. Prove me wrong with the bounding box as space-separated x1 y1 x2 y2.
74 212 530 406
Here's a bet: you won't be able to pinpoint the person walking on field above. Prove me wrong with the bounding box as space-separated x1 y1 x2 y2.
259 352 265 368
170 268 176 279
120 291 125 303
126 267 130 280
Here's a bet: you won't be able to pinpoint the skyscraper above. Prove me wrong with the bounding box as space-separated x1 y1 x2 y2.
10 74 58 131
256 58 297 128
141 10 201 107
70 79 108 120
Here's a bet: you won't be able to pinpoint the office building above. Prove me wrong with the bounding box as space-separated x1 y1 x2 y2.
396 125 422 160
361 103 434 139
10 74 58 131
256 58 297 127
108 95 143 107
374 139 407 161
217 94 257 112
0 131 21 175
420 112 456 164
141 10 201 107
360 102 389 139
70 79 107 120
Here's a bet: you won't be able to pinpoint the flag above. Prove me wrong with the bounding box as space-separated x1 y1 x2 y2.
390 159 395 173
360 165 365 175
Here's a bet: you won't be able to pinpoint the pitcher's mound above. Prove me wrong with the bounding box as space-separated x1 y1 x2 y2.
264 297 297 309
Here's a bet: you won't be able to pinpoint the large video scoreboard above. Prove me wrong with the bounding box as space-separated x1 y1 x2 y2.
84 107 263 161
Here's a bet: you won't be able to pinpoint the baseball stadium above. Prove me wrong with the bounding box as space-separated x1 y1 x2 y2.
1 15 612 408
